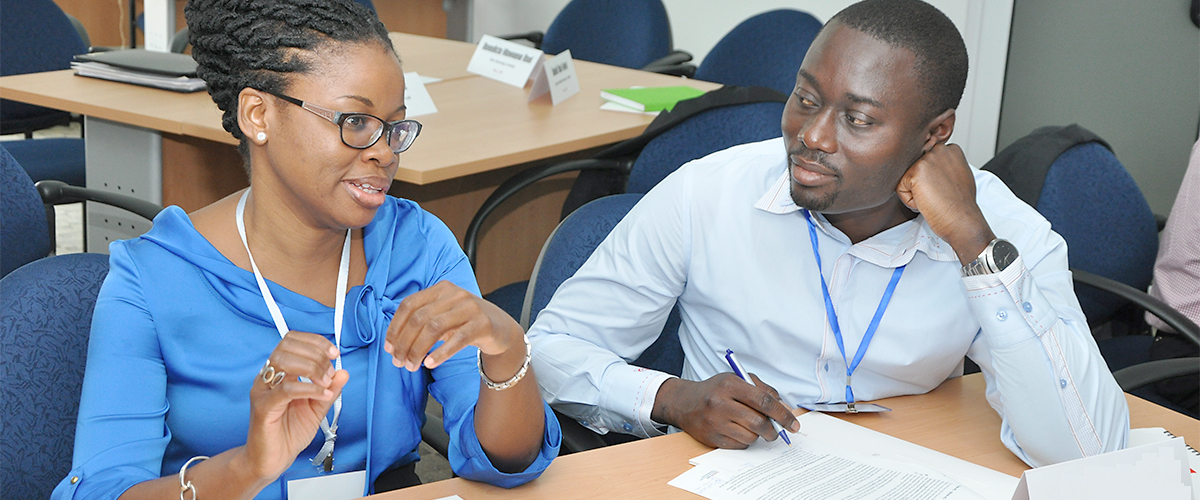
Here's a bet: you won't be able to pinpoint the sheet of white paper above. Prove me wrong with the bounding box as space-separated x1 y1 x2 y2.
599 101 659 115
465 34 543 88
1012 438 1193 500
431 496 465 500
677 412 1018 500
403 72 437 118
672 435 985 500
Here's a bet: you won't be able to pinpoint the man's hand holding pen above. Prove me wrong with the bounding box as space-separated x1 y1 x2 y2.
651 372 800 450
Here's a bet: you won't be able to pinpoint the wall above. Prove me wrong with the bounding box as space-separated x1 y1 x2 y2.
998 0 1200 215
472 0 1013 168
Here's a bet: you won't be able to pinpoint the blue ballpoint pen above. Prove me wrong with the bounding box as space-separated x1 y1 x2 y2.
724 349 792 446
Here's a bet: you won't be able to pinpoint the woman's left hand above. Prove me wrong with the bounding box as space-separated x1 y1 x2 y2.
384 281 524 371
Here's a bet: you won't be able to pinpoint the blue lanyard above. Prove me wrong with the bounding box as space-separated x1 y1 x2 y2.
804 210 905 404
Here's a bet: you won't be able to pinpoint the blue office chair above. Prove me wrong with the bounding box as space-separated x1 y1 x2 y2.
984 125 1198 415
465 86 787 320
0 0 88 136
0 143 163 278
519 193 683 452
504 0 693 74
693 9 823 95
4 137 86 186
1 252 111 500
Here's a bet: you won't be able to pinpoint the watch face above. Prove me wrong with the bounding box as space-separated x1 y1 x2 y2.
991 239 1019 271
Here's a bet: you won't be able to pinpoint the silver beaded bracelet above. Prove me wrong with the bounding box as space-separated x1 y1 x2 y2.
478 333 531 391
178 455 209 500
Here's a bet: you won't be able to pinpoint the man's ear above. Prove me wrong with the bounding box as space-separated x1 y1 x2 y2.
237 88 270 145
921 108 956 152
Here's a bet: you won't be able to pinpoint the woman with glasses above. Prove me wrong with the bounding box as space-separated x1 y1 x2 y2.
52 1 559 499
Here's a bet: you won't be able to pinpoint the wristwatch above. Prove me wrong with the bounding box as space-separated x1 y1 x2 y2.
961 238 1019 277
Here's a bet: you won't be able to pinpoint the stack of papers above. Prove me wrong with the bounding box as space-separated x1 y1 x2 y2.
600 85 705 114
72 49 205 93
669 412 1019 500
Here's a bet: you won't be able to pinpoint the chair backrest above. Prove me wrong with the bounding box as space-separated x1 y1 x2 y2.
694 9 823 95
1 144 52 277
626 100 785 194
524 194 684 375
1038 142 1159 325
540 0 673 69
0 253 110 500
0 0 87 133
4 136 87 185
985 126 1159 327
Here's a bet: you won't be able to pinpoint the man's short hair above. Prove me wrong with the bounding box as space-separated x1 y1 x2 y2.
829 0 969 122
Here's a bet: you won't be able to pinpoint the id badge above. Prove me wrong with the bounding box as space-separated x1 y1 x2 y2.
286 470 366 500
798 403 891 413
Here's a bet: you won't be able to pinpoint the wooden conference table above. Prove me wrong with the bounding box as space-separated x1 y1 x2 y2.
0 33 719 292
370 373 1199 499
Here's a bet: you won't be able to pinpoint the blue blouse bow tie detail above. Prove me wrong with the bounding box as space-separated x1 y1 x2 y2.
343 284 401 350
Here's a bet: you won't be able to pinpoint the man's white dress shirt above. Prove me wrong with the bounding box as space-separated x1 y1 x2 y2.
528 138 1128 467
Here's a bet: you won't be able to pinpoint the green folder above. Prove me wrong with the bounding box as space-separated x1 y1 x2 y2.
600 86 706 112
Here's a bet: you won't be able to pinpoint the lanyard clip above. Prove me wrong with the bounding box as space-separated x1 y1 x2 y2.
323 453 334 472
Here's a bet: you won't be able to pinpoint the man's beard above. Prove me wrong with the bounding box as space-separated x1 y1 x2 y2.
789 179 838 211
787 146 840 211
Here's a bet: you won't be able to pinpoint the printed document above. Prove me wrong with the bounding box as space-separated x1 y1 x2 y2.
670 412 1019 500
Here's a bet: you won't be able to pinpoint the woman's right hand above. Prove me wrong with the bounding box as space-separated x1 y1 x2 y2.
243 331 349 480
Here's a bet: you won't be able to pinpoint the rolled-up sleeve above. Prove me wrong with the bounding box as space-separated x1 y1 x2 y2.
423 213 561 486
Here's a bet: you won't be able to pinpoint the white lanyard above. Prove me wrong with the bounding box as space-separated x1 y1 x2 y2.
236 190 350 472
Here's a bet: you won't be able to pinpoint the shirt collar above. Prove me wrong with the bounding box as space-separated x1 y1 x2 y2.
753 171 960 266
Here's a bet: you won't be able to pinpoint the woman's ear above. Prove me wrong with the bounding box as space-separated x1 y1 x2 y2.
237 88 270 145
922 108 956 152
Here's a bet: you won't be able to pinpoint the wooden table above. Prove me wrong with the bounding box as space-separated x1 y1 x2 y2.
0 34 719 291
373 373 1199 499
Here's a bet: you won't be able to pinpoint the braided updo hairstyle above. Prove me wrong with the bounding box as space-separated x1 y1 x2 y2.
185 0 395 164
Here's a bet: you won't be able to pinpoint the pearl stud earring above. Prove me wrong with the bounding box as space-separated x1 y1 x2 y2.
256 132 267 142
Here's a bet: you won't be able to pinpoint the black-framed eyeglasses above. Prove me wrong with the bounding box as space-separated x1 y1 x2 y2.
262 90 422 154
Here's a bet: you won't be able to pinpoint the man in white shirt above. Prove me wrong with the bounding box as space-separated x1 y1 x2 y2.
527 0 1128 467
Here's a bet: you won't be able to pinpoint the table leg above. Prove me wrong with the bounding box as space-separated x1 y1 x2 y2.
84 117 162 252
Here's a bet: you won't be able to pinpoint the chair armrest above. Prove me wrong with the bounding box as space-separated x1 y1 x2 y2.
66 13 91 50
1112 357 1199 391
646 50 693 67
36 180 163 222
171 27 190 54
420 409 451 459
1072 268 1200 347
464 158 633 268
499 31 545 49
642 50 696 78
1154 212 1167 232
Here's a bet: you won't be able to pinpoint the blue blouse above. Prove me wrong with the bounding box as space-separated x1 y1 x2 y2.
52 197 560 500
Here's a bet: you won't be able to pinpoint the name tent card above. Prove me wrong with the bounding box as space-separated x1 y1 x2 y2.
466 34 544 88
528 50 580 105
1011 438 1193 500
402 72 438 118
